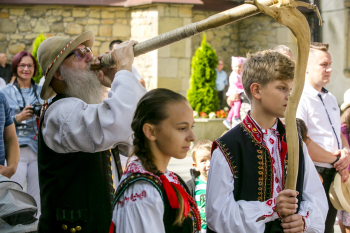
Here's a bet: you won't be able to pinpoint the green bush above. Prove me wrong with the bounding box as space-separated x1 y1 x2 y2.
187 34 219 114
32 33 46 84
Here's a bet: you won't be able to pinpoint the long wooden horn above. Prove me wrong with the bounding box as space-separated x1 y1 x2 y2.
91 0 279 70
246 0 322 190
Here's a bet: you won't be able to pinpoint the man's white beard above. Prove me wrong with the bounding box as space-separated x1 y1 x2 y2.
60 65 107 104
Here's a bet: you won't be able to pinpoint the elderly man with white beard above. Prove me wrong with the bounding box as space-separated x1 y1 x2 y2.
36 31 146 233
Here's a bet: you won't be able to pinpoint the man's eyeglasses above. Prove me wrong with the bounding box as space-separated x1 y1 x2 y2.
18 63 34 69
65 47 93 60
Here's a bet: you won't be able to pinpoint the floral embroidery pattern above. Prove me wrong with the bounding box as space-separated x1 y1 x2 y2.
118 190 147 208
263 198 277 217
124 160 179 185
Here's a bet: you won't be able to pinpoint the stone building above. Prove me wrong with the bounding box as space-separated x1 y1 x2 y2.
316 0 350 102
1 0 318 97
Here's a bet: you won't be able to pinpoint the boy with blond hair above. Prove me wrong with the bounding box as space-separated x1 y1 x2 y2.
187 139 212 233
206 50 328 233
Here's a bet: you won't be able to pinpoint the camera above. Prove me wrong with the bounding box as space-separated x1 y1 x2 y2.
31 102 42 117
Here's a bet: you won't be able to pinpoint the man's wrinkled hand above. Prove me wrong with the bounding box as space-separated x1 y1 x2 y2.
281 214 304 233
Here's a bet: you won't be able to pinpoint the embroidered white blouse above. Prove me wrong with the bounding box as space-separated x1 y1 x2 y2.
112 159 181 233
206 120 328 233
42 70 146 154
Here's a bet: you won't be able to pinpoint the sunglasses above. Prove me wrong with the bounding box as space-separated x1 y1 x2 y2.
65 47 93 60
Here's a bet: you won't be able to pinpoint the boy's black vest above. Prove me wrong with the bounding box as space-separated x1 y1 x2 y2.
208 114 305 233
38 94 116 233
112 172 201 233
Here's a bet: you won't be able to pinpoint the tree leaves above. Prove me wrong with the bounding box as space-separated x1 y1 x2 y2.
187 33 219 114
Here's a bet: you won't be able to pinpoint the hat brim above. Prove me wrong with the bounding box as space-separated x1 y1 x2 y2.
40 31 95 100
329 173 350 213
341 102 350 112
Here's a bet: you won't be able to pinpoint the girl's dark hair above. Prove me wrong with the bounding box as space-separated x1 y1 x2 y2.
11 51 38 77
132 88 187 173
131 88 188 225
341 107 350 129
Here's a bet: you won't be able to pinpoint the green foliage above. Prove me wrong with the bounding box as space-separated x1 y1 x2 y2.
187 34 219 114
31 33 46 84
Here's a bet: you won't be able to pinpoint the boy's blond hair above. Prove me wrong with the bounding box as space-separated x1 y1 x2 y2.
242 50 295 101
191 139 212 163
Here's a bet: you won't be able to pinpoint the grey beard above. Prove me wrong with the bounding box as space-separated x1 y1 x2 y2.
59 65 107 104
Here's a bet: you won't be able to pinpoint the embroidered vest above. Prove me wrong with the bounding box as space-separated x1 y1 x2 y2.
112 173 201 233
208 115 305 233
38 94 117 233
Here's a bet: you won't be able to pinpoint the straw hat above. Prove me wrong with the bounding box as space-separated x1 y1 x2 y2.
341 89 350 111
329 173 350 212
37 31 95 100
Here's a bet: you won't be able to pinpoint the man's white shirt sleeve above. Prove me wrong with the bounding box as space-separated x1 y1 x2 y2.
42 70 146 153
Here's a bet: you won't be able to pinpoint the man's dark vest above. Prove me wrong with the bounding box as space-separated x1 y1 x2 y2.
38 94 116 233
208 114 305 233
112 173 201 233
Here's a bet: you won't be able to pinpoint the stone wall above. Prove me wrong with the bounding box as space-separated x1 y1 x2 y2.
0 5 131 60
130 4 193 96
0 3 298 97
191 10 296 76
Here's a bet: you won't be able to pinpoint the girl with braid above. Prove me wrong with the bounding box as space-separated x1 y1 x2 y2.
110 88 201 233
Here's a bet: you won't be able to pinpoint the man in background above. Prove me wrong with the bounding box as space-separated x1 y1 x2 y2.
0 53 13 84
296 42 350 233
215 59 227 110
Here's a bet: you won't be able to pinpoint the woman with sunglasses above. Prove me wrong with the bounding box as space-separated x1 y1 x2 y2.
0 51 43 217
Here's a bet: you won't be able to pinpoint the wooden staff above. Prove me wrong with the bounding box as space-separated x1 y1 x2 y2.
92 0 279 69
246 0 321 190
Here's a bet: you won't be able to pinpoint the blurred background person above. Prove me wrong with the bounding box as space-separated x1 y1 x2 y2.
0 53 13 84
0 51 43 217
272 45 294 60
215 59 227 110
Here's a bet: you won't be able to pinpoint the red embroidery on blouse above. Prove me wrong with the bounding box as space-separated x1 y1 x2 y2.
275 177 279 183
124 160 179 185
276 186 281 193
263 198 276 217
118 190 147 207
269 138 275 144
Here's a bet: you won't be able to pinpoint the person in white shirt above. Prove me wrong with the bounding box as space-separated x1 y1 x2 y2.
296 42 350 233
36 31 146 232
206 50 327 233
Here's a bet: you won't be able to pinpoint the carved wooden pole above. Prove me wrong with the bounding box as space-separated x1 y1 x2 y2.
248 0 322 190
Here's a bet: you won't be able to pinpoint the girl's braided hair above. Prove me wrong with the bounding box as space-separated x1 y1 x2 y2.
131 88 188 225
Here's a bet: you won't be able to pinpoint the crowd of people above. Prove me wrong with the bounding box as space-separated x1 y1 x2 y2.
0 29 349 233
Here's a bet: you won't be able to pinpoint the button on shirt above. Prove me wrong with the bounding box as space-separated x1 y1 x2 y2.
215 69 228 91
296 82 341 168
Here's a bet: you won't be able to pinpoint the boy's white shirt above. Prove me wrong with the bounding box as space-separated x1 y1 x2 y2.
206 120 328 233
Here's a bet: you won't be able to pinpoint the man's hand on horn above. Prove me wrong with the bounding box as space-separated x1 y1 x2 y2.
92 40 138 88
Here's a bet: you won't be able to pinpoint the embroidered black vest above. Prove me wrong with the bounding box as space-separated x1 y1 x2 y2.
38 94 116 233
208 114 305 233
112 173 201 233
